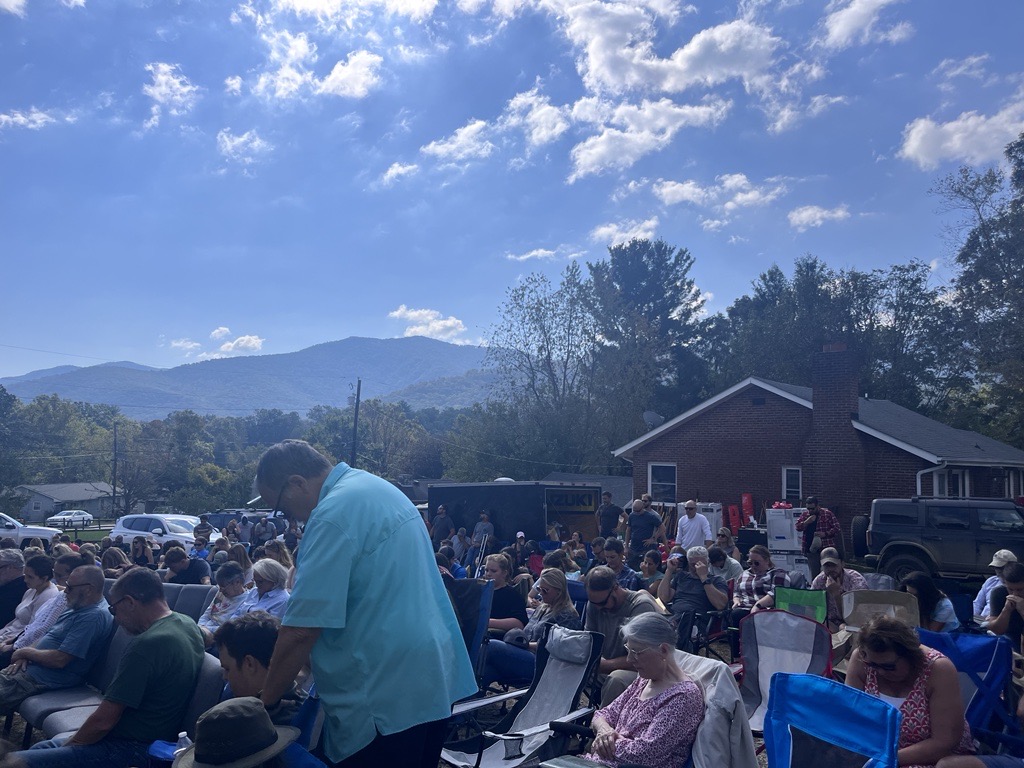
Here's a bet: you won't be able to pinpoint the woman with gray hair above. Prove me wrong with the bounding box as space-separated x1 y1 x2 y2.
583 613 704 768
241 558 290 619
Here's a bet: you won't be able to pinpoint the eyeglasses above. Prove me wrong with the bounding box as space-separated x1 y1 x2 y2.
863 659 899 672
625 645 654 660
685 507 696 511
65 582 89 592
108 595 130 615
588 590 615 608
272 485 286 516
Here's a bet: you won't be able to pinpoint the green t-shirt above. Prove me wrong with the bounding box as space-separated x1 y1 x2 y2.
105 612 204 742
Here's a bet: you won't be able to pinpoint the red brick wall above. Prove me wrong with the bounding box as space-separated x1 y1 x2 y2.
632 385 812 513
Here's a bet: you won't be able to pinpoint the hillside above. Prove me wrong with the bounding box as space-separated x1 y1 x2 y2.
2 337 490 419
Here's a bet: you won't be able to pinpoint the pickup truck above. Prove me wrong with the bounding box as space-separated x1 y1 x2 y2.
856 497 1024 581
1 513 63 549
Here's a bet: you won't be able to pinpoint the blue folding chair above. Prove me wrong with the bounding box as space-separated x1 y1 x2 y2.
918 629 1024 754
764 672 902 768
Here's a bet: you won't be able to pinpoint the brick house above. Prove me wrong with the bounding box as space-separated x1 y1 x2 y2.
613 345 1024 538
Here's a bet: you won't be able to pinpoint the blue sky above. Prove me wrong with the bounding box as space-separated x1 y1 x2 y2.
2 0 1023 378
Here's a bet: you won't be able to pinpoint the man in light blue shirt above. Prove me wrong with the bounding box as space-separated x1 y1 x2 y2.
254 440 476 767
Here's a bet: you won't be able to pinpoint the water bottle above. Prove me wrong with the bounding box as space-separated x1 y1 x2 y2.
175 732 193 752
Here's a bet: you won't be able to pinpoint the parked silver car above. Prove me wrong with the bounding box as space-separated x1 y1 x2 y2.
45 509 94 528
109 514 220 548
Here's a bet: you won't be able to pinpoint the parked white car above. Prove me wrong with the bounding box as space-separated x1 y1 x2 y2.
0 514 63 548
109 514 221 548
45 509 95 528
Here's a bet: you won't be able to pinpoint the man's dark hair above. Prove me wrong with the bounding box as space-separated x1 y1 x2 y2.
585 565 616 592
214 611 281 668
255 440 333 493
439 545 456 561
112 567 165 604
59 534 72 543
0 539 16 550
56 553 93 573
603 538 625 555
163 548 188 566
435 552 450 569
25 555 54 580
602 491 611 498
1004 562 1024 584
707 546 726 565
591 537 606 549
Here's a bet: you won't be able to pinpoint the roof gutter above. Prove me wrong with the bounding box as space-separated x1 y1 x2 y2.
917 462 946 496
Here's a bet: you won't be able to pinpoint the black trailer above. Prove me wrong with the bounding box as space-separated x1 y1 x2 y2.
427 481 602 546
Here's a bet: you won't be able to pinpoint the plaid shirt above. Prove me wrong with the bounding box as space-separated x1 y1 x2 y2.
734 567 791 608
795 506 841 550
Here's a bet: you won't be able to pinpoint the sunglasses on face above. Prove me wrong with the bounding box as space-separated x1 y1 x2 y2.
863 659 899 672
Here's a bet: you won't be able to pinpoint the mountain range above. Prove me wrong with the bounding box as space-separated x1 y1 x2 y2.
0 337 493 419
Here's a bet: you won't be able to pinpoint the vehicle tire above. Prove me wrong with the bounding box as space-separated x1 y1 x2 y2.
851 515 869 559
884 553 931 582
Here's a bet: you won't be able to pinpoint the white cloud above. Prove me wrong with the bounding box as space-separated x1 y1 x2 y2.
819 0 913 51
421 119 494 165
217 129 273 165
0 107 56 130
653 179 712 206
589 216 658 246
224 76 243 95
654 172 786 230
380 161 419 186
210 327 231 340
388 305 468 341
788 204 850 231
170 338 202 355
61 0 85 7
897 97 1024 170
252 29 318 100
933 54 990 90
142 62 199 129
0 0 26 15
569 97 730 180
219 335 265 354
807 94 847 117
318 50 384 98
506 248 556 261
500 87 570 149
275 0 437 24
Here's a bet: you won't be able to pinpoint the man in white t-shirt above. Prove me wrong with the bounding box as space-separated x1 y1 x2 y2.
675 500 713 549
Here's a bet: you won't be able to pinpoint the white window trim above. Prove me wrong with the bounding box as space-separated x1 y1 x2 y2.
932 469 968 498
782 466 802 502
648 462 677 503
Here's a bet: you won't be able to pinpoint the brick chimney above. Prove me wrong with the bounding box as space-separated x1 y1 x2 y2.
801 342 866 544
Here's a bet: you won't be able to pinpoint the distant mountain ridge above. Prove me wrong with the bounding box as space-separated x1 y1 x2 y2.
1 337 490 419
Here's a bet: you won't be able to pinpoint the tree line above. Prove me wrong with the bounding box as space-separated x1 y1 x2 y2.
1 133 1021 513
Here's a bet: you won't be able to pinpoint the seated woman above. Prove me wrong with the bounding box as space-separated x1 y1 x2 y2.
638 550 665 595
730 545 790 655
130 535 155 568
847 615 973 768
484 554 528 635
482 567 582 687
543 549 582 582
900 572 960 632
242 558 291 619
198 562 251 646
583 613 704 768
227 543 255 587
0 555 58 665
715 527 742 563
100 546 133 579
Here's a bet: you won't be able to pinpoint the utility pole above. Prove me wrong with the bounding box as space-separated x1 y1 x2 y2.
111 422 118 519
350 378 361 468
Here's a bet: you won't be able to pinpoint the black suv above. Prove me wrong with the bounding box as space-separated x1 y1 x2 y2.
856 497 1024 581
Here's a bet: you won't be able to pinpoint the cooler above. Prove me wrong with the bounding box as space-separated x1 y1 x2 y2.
770 551 812 583
766 507 805 552
696 503 723 534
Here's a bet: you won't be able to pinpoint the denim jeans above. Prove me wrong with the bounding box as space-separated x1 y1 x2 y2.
480 639 536 688
13 737 151 768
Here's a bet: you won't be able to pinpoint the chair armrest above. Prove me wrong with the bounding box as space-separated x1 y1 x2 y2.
451 688 528 717
482 707 594 741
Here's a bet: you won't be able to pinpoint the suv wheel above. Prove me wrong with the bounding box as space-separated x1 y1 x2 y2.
884 553 930 582
851 515 869 559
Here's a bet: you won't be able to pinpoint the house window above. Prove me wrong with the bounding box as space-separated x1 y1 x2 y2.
32 502 40 511
933 469 967 498
648 464 677 504
782 467 802 503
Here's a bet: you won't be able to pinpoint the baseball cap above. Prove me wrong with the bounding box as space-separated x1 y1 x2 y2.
819 548 842 566
516 531 525 539
991 549 1018 567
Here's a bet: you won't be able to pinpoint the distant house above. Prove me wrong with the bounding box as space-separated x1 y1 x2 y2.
613 344 1024 537
15 482 113 522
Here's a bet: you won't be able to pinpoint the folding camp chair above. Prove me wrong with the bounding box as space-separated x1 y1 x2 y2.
442 626 604 768
566 580 588 619
445 577 496 692
736 610 833 731
841 589 919 631
775 587 827 624
918 629 1024 755
763 672 902 768
862 572 896 591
